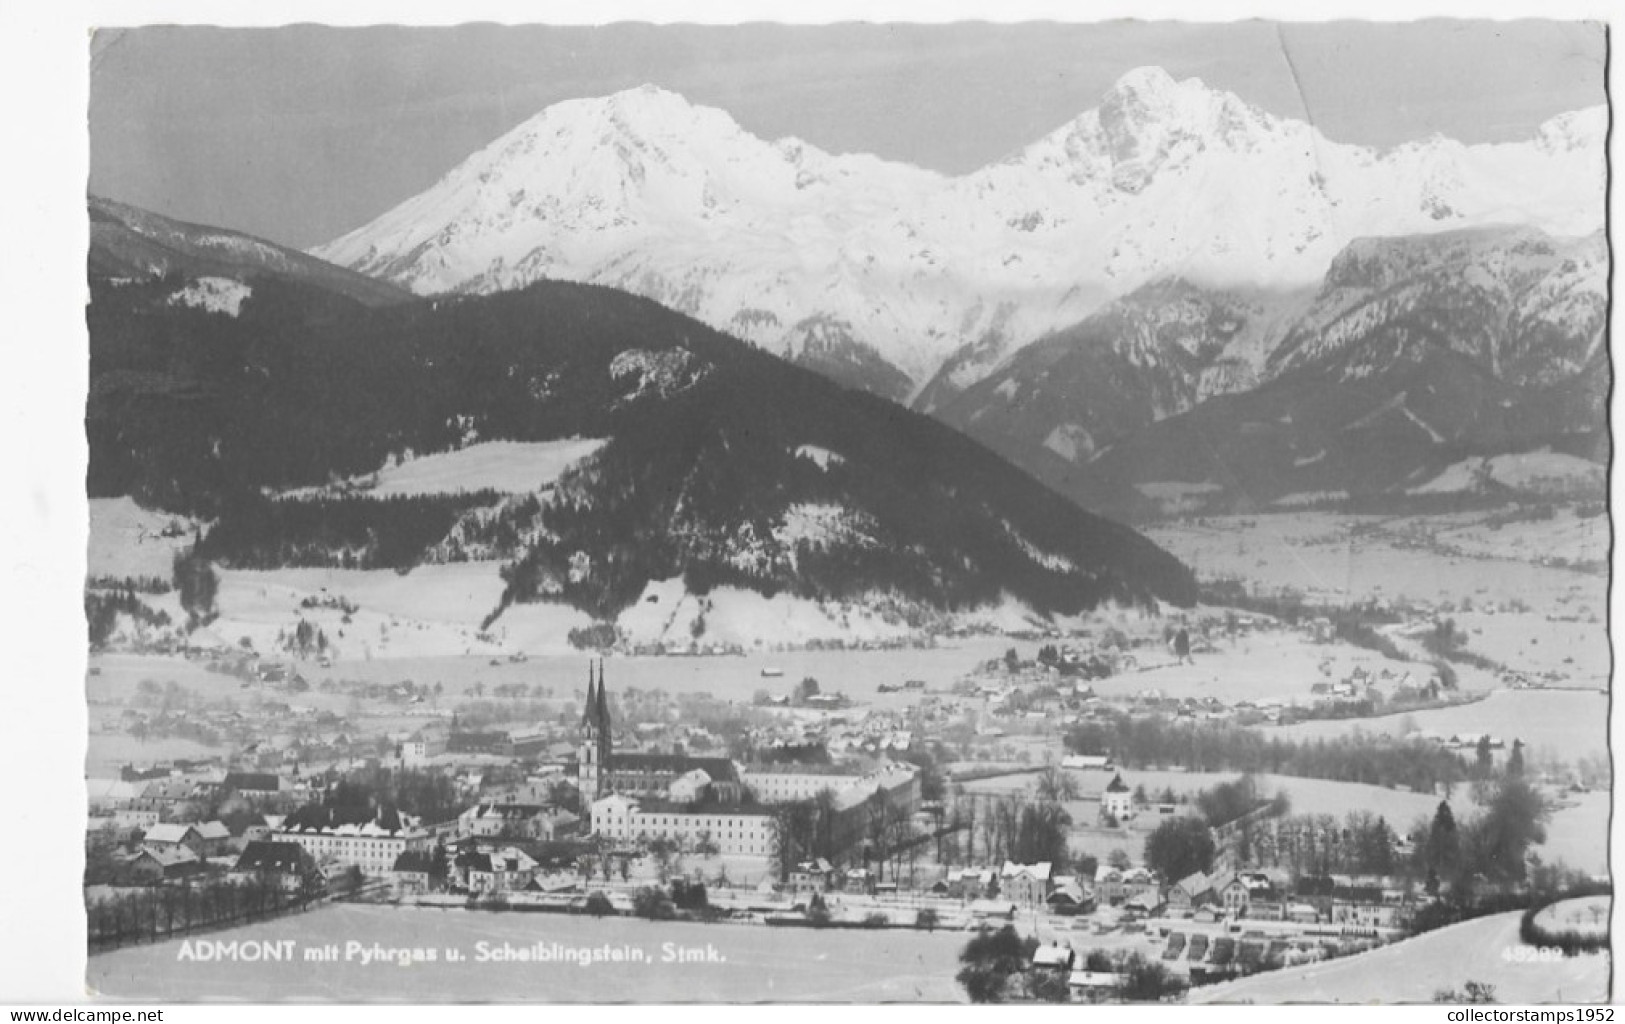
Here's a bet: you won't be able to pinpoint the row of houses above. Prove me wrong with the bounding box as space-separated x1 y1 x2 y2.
915 857 1420 930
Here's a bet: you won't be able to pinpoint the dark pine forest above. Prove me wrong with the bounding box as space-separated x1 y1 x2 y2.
88 270 1198 621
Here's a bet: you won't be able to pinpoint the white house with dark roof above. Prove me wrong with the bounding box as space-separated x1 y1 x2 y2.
1001 861 1054 905
141 822 205 858
1101 773 1134 821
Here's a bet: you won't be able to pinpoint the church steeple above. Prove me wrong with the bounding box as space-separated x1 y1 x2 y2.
579 659 613 800
595 659 610 730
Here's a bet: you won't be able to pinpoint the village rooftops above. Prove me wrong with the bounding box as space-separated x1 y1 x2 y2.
141 823 201 845
1095 863 1154 883
739 761 867 776
233 840 314 875
1048 879 1090 904
222 771 282 792
1002 861 1053 881
279 804 425 837
392 849 435 873
1125 891 1163 912
465 803 548 820
194 820 231 841
611 752 740 782
138 845 200 869
454 849 493 873
825 760 921 809
602 793 772 817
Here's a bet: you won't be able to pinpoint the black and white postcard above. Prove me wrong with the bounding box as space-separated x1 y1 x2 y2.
57 12 1615 1005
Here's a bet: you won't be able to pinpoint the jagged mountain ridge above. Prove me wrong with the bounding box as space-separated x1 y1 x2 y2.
87 208 1198 623
937 224 1607 503
1266 226 1609 384
1071 226 1611 513
311 68 1605 404
90 195 413 308
935 279 1316 474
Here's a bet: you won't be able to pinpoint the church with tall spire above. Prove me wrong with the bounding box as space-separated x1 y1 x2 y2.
574 660 921 861
579 659 612 798
576 659 739 800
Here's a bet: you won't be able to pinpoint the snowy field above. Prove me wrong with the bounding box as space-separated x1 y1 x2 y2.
87 497 197 580
278 437 607 499
1447 610 1610 688
221 564 506 625
1144 509 1607 610
87 902 970 1002
202 564 1078 659
88 653 358 717
1537 793 1612 877
1089 629 1433 705
362 437 606 497
278 637 1019 710
1429 507 1608 569
184 563 592 660
211 564 509 661
1410 450 1605 496
1273 689 1609 766
616 577 919 648
1533 895 1610 937
84 733 220 776
1190 909 1609 1004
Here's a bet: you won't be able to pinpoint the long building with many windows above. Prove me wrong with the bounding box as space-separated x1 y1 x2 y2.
273 805 432 876
589 793 775 856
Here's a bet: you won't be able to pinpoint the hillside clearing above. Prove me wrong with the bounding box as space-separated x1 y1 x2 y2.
279 437 606 499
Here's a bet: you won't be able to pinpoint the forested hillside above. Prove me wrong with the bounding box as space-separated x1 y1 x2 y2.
88 232 1197 621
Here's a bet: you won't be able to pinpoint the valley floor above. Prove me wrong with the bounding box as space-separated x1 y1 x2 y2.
1189 908 1610 1004
86 902 970 1003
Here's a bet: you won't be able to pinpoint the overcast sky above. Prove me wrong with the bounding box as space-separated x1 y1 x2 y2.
88 20 1606 250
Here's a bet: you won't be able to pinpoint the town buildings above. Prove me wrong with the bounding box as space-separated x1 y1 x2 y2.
589 792 776 856
274 805 432 875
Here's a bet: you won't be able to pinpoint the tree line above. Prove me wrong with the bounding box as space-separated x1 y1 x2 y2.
85 873 324 952
1064 714 1471 794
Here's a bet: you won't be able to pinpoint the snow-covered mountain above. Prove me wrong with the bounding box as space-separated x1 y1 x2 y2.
934 279 1316 474
936 224 1609 517
1069 225 1612 516
313 68 1605 403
